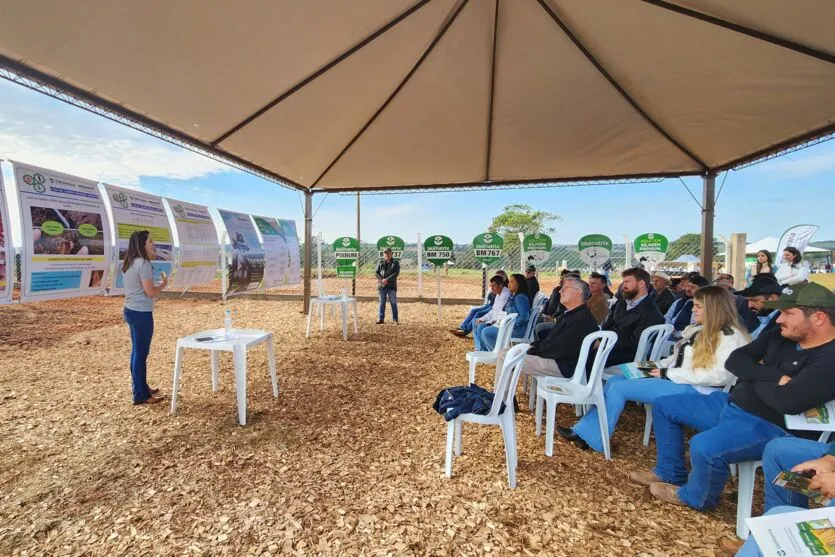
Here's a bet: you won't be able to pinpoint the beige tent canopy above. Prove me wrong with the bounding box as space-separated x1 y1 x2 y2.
2 0 835 303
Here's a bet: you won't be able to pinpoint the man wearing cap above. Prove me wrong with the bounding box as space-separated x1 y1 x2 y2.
375 247 400 324
651 271 676 315
630 283 835 512
525 264 540 304
737 273 784 339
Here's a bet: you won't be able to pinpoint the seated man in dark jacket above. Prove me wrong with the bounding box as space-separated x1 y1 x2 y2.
600 267 665 365
629 283 835 512
496 277 599 379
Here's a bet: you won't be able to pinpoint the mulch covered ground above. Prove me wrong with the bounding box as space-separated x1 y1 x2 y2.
0 298 751 556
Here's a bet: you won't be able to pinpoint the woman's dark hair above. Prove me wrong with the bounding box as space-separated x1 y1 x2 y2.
755 250 773 274
509 273 528 296
122 230 151 273
783 246 802 266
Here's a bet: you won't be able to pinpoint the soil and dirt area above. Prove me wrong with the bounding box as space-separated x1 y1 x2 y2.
0 297 751 556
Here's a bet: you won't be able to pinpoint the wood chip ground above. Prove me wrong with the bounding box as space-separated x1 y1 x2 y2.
0 297 754 556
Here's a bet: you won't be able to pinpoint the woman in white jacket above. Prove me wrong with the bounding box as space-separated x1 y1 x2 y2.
561 285 750 453
775 246 810 286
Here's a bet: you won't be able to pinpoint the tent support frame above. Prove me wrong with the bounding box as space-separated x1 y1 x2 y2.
303 190 313 315
700 174 716 282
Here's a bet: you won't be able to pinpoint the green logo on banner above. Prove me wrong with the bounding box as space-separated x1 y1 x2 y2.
522 233 552 264
472 233 503 265
253 216 281 236
78 223 98 238
333 236 359 278
633 233 669 268
578 234 613 268
376 235 405 259
41 220 64 236
423 235 454 266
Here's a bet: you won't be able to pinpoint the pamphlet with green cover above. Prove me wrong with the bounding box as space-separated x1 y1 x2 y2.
633 233 669 269
578 234 613 268
377 235 405 259
523 233 552 264
423 235 453 266
333 236 359 278
472 233 503 265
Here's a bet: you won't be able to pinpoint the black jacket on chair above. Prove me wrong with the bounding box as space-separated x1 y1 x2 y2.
601 294 665 366
527 305 600 377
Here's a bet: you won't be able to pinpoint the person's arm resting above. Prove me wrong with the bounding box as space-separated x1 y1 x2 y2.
724 332 784 381
754 361 835 415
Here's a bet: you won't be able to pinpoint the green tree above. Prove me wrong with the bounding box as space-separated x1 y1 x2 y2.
488 204 560 255
668 233 720 258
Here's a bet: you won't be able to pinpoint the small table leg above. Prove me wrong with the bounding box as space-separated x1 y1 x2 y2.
170 345 184 415
352 300 359 334
306 300 315 338
320 300 325 331
266 336 279 398
233 345 247 426
211 351 220 392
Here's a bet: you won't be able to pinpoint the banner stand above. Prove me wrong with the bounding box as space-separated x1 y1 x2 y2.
481 263 487 300
416 233 423 299
436 267 442 322
221 231 229 305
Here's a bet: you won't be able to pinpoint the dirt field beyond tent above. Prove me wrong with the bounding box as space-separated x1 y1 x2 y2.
0 298 745 556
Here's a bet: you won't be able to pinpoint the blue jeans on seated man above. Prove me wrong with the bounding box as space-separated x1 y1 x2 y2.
735 506 808 557
473 322 499 352
378 287 398 322
652 391 790 510
459 304 490 334
572 375 700 453
762 436 831 511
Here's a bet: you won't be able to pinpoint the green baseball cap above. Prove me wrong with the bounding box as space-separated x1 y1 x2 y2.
763 282 835 310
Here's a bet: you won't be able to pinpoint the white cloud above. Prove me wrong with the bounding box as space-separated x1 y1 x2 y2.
760 147 835 177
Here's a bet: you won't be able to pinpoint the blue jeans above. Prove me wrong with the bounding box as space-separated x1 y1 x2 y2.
762 437 830 511
124 308 154 403
378 287 398 322
474 322 499 352
735 506 805 557
652 392 790 510
573 376 699 453
459 304 490 334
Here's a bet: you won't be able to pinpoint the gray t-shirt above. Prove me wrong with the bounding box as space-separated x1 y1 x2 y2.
123 259 155 312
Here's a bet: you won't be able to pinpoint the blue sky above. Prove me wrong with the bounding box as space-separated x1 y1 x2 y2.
1 78 833 247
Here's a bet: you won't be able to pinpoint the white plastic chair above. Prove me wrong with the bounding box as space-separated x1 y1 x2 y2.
532 291 548 310
534 331 619 459
464 313 517 384
736 429 834 539
444 343 530 488
511 305 542 345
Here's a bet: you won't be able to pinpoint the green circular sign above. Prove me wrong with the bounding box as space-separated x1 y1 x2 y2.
578 234 613 268
376 235 405 259
78 223 98 237
522 233 552 264
423 235 454 266
472 233 503 265
633 233 669 268
41 220 64 236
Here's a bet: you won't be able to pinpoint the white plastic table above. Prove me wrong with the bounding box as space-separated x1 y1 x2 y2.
306 296 359 341
170 328 278 425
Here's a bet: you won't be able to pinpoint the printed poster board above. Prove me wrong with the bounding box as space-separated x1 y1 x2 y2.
218 209 265 294
0 171 11 304
749 506 835 556
523 233 552 265
252 215 289 290
633 233 669 270
104 184 174 292
165 198 219 287
278 219 300 285
13 162 112 302
578 234 613 269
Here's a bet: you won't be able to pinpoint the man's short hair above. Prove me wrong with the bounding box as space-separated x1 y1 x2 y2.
589 272 605 282
622 267 652 288
800 307 835 326
716 273 734 283
559 268 571 276
689 275 709 288
564 277 591 302
489 275 504 285
565 272 581 280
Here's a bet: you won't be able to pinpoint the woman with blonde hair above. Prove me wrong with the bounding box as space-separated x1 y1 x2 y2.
558 285 750 453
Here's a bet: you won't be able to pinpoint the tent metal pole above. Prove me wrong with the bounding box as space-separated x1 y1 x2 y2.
700 174 716 282
303 190 313 315
353 192 360 295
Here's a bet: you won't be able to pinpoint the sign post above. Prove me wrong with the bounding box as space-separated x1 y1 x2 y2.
423 235 453 321
333 236 359 295
633 233 669 272
473 232 503 299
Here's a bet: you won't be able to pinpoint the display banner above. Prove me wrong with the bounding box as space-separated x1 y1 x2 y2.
522 233 552 265
377 235 405 259
776 224 819 265
253 215 289 289
423 235 454 266
278 219 301 285
333 236 359 279
218 209 266 294
0 171 12 304
13 162 112 302
105 184 174 292
473 233 503 265
164 198 219 287
578 234 613 268
633 233 669 270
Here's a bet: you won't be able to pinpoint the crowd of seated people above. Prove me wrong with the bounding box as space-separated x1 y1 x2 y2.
452 262 835 556
450 271 509 338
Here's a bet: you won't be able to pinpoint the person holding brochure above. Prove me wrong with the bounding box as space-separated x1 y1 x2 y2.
375 247 400 324
122 230 168 405
558 286 748 452
630 283 835 513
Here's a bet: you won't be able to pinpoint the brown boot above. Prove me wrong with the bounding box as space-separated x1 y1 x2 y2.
649 482 686 506
718 538 744 556
628 470 662 486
